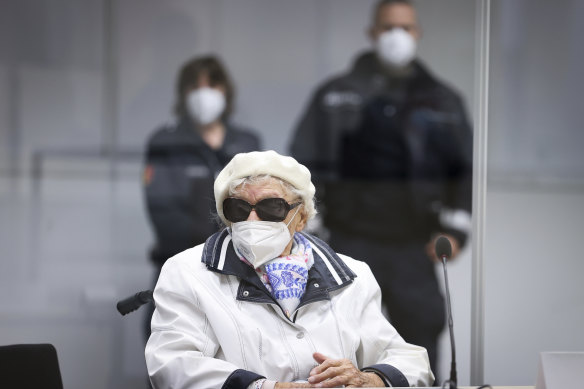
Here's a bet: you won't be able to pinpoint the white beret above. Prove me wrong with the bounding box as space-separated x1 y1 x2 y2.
214 150 316 224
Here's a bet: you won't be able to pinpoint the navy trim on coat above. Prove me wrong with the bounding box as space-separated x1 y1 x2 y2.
201 229 356 311
221 369 264 389
363 364 409 387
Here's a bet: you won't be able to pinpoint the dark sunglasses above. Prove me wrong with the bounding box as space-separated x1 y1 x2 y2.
223 197 301 223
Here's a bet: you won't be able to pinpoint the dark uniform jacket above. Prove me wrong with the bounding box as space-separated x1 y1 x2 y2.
144 117 261 266
290 51 472 245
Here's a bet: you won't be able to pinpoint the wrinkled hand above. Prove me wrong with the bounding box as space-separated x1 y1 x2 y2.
307 352 384 388
427 234 461 263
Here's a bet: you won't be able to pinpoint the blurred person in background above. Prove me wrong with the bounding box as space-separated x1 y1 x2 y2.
289 0 472 376
145 150 434 389
142 55 262 341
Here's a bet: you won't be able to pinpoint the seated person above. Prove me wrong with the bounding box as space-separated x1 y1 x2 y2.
145 150 434 388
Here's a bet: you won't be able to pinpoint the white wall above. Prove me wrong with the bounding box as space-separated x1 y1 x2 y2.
489 0 584 182
484 186 584 386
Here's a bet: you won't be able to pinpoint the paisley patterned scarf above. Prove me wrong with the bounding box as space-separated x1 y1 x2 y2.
238 233 314 318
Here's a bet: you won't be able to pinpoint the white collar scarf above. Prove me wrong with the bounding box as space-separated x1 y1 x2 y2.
238 233 314 318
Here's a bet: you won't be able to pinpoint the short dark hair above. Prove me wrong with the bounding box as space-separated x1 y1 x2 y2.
371 0 415 25
173 55 235 120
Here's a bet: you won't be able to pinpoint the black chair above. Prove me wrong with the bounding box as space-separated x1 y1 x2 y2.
0 343 64 389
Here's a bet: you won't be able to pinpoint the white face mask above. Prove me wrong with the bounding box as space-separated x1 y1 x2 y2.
230 207 300 268
375 28 417 68
186 87 226 125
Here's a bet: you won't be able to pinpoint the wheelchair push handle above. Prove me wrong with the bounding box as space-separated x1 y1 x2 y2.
116 290 153 316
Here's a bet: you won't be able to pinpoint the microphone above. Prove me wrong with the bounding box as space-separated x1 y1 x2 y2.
435 236 457 389
116 290 154 316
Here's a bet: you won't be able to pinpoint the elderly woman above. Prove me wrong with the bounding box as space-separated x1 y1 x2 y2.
145 150 434 388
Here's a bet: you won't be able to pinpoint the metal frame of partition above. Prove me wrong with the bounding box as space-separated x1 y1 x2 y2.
471 0 490 385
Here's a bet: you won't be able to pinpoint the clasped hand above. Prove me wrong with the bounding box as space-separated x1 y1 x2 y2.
274 352 384 388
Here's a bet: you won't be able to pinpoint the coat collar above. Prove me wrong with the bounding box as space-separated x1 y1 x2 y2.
201 229 356 309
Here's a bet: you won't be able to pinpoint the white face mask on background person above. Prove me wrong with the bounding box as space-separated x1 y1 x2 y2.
186 87 226 125
230 207 300 268
375 28 417 68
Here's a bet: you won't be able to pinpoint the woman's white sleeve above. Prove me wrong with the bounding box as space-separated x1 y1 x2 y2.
145 259 260 389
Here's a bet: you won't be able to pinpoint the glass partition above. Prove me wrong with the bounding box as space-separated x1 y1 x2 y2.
482 0 584 385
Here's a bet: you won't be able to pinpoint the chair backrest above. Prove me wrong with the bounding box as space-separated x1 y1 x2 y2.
0 343 64 389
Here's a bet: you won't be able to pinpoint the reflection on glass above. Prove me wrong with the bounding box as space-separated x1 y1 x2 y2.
0 0 479 387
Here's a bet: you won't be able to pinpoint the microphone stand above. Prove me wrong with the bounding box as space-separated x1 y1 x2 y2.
441 254 457 389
